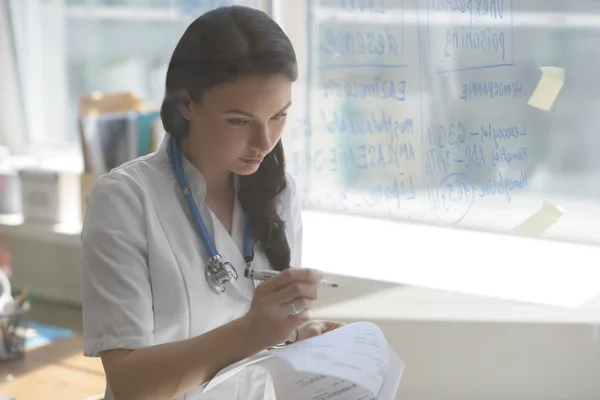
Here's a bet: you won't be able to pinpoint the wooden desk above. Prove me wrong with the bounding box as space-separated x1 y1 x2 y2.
0 334 105 399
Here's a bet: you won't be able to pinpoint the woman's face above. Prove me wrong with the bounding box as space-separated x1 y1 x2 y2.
179 74 293 177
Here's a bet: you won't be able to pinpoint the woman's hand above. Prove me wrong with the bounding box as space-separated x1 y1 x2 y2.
242 268 324 350
296 320 347 341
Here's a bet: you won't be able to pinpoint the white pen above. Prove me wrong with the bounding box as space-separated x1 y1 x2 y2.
244 266 339 288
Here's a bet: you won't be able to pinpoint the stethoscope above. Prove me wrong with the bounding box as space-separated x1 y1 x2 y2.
167 136 256 294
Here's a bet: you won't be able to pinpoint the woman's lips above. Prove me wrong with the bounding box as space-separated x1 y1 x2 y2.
240 157 263 165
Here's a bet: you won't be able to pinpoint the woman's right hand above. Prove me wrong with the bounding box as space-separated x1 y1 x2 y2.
242 268 324 349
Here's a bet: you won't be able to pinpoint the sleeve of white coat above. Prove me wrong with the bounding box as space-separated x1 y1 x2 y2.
286 173 303 268
81 173 154 357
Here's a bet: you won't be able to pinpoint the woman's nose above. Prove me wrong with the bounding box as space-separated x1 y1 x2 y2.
251 125 272 152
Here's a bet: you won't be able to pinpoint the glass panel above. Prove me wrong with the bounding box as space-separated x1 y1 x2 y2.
283 0 600 247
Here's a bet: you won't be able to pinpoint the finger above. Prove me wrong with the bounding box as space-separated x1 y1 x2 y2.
273 282 319 305
307 325 323 337
260 268 324 292
278 298 315 317
289 308 312 325
297 324 323 341
322 323 344 333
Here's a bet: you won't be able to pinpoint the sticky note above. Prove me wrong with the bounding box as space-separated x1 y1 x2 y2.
513 201 564 237
528 67 565 111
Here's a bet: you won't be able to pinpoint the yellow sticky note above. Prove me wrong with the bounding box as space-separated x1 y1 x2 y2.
513 201 564 237
528 67 565 111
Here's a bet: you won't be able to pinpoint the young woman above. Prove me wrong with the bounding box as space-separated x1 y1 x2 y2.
81 5 343 400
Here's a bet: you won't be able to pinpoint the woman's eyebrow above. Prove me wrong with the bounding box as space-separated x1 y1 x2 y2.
222 101 292 118
222 109 255 118
276 101 293 113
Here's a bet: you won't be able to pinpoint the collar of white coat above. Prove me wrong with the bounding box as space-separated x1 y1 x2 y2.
156 135 241 202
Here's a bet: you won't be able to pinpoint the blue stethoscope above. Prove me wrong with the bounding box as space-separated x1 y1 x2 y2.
167 136 255 294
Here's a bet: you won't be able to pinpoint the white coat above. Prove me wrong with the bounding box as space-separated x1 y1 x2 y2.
81 138 303 400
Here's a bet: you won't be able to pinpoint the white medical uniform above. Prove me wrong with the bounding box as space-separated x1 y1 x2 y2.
81 138 303 400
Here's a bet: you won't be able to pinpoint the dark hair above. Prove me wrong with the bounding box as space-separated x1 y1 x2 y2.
160 6 298 271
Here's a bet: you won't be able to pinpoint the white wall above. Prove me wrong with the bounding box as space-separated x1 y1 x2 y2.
314 279 600 400
9 230 81 305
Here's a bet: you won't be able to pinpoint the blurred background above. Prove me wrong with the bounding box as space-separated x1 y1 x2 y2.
0 0 599 399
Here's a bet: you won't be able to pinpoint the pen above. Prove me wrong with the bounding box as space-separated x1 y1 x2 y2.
244 267 339 288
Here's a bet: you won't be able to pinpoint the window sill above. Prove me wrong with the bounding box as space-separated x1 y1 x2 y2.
301 210 600 310
0 214 81 247
313 282 600 324
2 210 600 316
7 143 83 173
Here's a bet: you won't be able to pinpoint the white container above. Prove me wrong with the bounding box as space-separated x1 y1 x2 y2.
19 169 79 225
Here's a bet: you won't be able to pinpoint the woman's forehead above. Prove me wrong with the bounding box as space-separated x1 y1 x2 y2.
201 75 293 113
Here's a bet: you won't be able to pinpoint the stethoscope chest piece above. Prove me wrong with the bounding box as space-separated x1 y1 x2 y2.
206 255 238 294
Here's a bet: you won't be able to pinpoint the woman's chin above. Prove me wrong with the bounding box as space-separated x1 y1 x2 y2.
232 160 262 175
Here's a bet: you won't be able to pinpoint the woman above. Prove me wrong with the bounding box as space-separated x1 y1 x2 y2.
81 5 343 400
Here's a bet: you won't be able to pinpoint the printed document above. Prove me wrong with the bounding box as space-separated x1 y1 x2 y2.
203 322 405 399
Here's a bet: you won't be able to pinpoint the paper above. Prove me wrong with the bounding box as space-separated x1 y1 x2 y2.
203 322 404 399
270 368 377 400
201 350 272 392
267 345 404 400
274 321 389 396
513 201 564 237
527 67 565 111
375 348 405 400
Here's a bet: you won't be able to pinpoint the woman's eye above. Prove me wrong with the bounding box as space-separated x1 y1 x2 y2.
227 119 250 126
271 112 288 121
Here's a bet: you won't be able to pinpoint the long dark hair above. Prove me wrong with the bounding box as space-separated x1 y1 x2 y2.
160 6 298 271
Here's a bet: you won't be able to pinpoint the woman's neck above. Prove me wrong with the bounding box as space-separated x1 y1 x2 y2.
205 173 234 205
179 141 233 201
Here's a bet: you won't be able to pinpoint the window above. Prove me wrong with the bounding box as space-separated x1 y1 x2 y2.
5 0 266 155
0 0 26 153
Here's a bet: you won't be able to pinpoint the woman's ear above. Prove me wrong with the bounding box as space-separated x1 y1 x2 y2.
177 90 194 121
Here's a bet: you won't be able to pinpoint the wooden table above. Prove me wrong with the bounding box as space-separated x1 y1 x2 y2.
0 334 105 399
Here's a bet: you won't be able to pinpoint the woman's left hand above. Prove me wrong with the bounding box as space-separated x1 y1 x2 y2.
296 320 347 341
